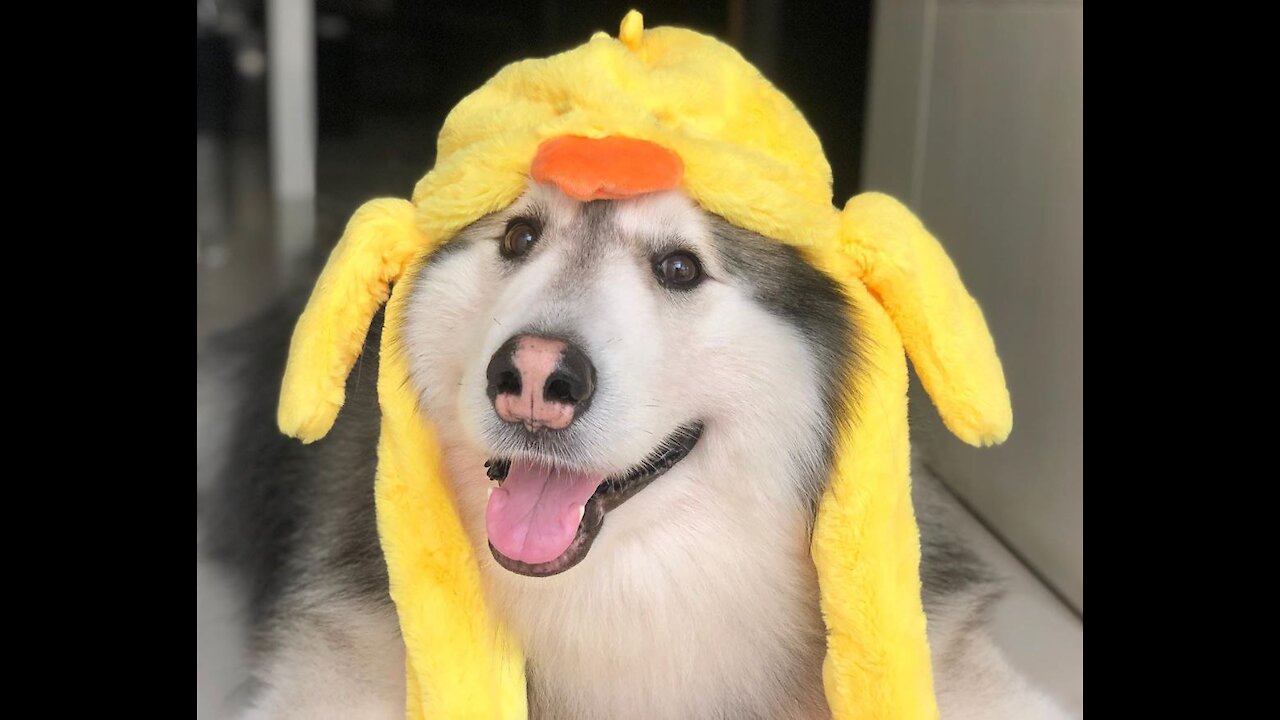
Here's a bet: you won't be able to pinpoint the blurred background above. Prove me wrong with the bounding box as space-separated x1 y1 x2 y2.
197 1 1082 717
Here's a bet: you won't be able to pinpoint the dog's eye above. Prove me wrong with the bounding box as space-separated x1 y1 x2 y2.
654 252 703 290
502 220 540 258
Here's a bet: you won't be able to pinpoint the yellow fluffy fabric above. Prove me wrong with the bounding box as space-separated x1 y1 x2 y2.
278 11 1010 719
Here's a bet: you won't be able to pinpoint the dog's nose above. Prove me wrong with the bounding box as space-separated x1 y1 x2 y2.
486 335 596 430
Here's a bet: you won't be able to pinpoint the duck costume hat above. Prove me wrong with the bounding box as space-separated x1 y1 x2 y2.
277 11 1012 720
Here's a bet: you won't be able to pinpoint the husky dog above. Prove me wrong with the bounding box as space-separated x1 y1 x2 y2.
214 183 1064 719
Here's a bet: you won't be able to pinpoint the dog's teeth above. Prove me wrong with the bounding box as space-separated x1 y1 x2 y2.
487 487 494 500
577 506 585 522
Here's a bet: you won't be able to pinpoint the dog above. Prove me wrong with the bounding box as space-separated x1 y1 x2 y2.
211 182 1065 719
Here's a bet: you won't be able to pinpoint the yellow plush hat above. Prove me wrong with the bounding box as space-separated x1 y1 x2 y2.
278 11 1010 719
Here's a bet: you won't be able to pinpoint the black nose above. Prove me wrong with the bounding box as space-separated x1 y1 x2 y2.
486 335 596 429
551 341 595 408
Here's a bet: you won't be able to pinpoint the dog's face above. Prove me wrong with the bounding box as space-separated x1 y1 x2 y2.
405 182 853 579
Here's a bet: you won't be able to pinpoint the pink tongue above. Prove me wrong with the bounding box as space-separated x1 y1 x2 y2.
486 460 606 565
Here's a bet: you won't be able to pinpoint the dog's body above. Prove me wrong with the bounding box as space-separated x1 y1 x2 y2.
212 186 1063 719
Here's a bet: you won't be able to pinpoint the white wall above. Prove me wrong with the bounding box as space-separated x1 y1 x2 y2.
863 0 1083 611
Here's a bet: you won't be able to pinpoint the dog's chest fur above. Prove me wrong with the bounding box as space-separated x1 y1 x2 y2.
443 446 830 720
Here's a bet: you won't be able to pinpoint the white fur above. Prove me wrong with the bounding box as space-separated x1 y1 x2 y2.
250 184 1066 719
407 185 829 717
245 601 405 719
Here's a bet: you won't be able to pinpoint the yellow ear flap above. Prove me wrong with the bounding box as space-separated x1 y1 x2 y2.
278 198 427 443
838 193 1012 446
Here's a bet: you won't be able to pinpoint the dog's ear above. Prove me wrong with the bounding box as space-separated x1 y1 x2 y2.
278 198 428 443
835 192 1012 446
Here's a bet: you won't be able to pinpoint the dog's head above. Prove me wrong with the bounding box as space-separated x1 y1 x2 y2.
404 182 854 577
275 16 1013 714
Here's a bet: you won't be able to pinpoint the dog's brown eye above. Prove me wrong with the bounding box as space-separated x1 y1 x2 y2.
502 221 540 258
655 252 703 290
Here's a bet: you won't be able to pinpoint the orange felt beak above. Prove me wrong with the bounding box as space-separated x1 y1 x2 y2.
531 136 684 201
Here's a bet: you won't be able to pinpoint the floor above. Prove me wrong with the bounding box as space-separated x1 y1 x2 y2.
195 130 1083 719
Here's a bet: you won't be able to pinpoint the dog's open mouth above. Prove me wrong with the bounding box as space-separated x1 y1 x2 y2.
484 422 703 577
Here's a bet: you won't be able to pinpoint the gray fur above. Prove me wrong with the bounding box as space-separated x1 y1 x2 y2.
208 303 389 633
708 218 858 510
